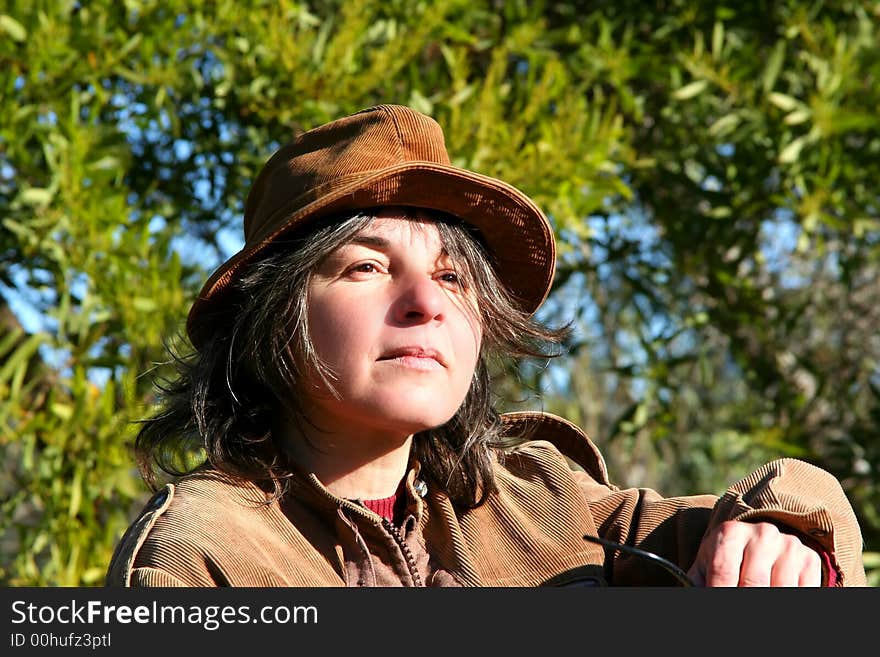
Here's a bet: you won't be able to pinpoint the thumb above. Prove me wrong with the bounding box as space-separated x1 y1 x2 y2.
687 560 707 587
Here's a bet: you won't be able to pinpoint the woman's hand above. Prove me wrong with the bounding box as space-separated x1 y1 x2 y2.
687 520 823 587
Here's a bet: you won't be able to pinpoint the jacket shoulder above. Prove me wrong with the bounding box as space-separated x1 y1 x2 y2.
105 471 268 586
106 484 175 586
500 411 610 485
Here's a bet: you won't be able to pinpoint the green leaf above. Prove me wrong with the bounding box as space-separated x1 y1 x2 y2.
0 333 45 385
784 109 812 126
768 93 801 112
118 33 143 57
708 113 740 137
80 567 106 585
0 14 26 42
408 89 433 116
779 135 807 164
132 298 158 312
68 468 83 518
711 21 724 60
50 403 74 421
672 80 708 100
19 188 54 207
87 157 122 171
762 41 786 93
449 85 474 106
708 206 732 219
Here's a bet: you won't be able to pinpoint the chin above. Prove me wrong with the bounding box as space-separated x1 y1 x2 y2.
371 402 461 435
390 411 459 435
371 389 466 430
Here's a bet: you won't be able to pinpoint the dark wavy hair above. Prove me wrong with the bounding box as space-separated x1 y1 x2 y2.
135 209 568 507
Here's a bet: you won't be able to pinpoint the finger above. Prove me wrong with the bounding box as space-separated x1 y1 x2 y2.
701 522 749 587
766 534 813 586
686 562 706 587
797 543 823 587
769 556 801 586
738 523 783 587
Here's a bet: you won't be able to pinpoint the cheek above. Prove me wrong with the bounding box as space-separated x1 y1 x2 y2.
307 294 355 366
456 305 483 367
447 315 482 394
307 288 387 372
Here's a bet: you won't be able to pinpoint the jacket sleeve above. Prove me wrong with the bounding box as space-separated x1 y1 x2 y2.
573 457 867 586
706 458 866 586
105 483 225 587
127 567 191 587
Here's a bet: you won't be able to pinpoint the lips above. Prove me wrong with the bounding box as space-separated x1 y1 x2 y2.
378 346 446 367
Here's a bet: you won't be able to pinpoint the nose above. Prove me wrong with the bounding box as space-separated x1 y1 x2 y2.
391 276 445 325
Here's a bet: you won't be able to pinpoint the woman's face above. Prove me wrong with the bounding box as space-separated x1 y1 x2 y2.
302 209 483 438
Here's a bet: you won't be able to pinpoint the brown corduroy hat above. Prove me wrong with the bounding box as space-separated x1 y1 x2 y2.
186 104 556 347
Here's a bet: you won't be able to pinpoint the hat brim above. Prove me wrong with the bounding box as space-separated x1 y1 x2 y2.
186 161 555 346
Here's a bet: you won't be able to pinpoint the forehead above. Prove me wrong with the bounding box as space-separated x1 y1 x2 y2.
345 208 448 248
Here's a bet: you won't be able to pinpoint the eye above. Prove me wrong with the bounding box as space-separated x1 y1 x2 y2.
437 270 465 289
344 261 385 278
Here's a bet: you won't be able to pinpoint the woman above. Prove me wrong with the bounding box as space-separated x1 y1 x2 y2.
107 104 866 587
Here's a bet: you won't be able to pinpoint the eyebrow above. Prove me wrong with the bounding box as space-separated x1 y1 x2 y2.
345 234 450 257
348 235 390 248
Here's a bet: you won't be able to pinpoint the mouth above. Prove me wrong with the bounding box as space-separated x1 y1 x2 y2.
378 347 446 369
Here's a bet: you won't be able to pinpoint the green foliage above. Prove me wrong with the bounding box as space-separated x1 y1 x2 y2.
1 0 877 585
537 0 880 568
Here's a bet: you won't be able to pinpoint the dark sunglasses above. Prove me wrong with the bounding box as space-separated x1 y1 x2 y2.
583 534 697 587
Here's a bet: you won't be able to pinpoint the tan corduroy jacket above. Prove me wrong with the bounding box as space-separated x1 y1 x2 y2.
106 412 867 587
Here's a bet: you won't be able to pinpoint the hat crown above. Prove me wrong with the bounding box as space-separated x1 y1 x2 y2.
243 105 450 243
